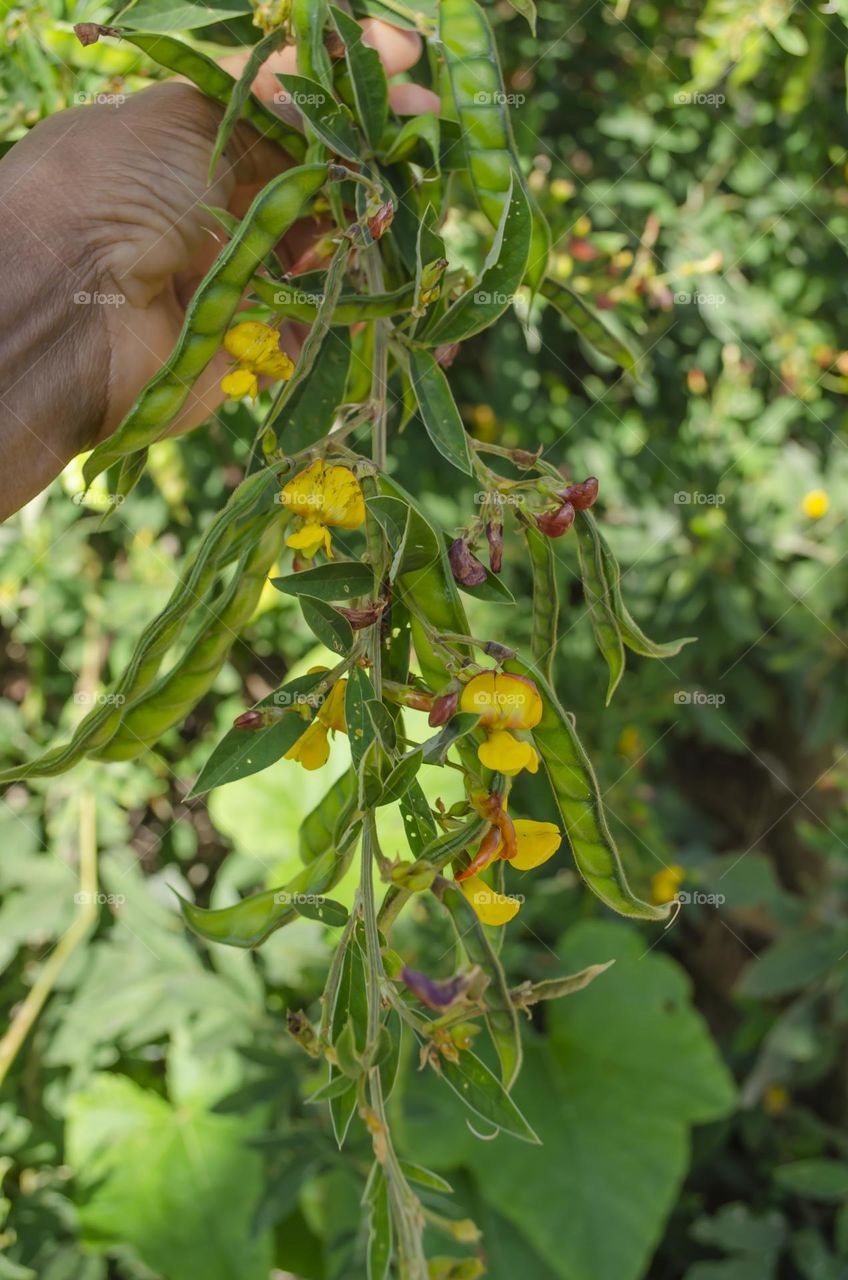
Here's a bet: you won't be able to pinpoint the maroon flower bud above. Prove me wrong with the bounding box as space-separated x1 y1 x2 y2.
448 538 487 587
428 687 460 727
569 237 599 262
482 640 516 662
510 447 542 469
400 966 475 1010
367 201 394 241
337 603 383 630
324 29 346 59
486 520 504 574
233 709 266 732
559 476 598 511
594 293 615 311
74 22 120 45
536 500 576 538
434 343 461 369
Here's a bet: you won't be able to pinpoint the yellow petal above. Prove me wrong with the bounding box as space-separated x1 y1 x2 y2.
650 864 685 904
459 876 520 926
223 320 287 372
286 523 332 558
320 466 366 530
280 460 325 515
285 721 330 770
254 348 294 380
478 730 540 776
220 368 258 400
460 672 543 731
506 819 561 870
318 678 347 732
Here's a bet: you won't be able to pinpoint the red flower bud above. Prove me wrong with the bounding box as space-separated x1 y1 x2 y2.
569 237 598 261
536 500 576 538
233 710 266 732
367 201 394 241
559 476 598 511
434 343 461 369
428 688 460 727
448 538 487 587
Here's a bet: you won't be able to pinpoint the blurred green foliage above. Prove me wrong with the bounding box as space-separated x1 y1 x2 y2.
2 0 848 1277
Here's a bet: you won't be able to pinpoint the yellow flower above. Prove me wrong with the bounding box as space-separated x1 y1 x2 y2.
280 460 365 560
220 321 294 401
460 672 543 776
456 815 561 926
459 876 520 926
801 488 829 520
763 1084 789 1116
285 674 347 771
650 864 685 905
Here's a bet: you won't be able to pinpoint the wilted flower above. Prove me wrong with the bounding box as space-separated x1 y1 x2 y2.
448 538 487 587
400 966 477 1010
559 476 599 510
536 500 575 538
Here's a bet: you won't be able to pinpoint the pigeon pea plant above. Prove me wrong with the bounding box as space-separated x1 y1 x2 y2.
2 2 696 1275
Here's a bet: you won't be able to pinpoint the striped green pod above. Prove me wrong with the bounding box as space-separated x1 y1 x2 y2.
94 516 284 761
522 521 559 685
504 656 670 921
83 163 329 486
439 0 550 288
0 469 277 784
250 274 417 325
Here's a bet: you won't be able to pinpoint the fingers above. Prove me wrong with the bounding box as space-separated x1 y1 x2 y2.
388 83 441 116
221 17 429 103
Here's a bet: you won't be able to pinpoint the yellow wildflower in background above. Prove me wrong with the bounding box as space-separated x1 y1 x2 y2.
651 863 685 905
460 671 543 776
285 674 347 771
801 489 829 520
279 460 365 558
220 321 295 401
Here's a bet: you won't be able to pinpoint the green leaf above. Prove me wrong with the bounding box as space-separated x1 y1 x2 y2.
774 1160 848 1202
300 770 358 863
408 348 473 475
436 1049 540 1144
330 6 388 149
279 328 352 453
737 927 848 998
380 112 440 167
505 0 537 33
399 780 439 855
208 26 284 181
366 493 409 551
121 0 250 31
399 1161 454 1194
272 561 374 601
426 177 531 343
66 1073 273 1280
189 671 325 796
366 1166 392 1280
289 894 350 927
276 73 359 159
345 666 377 769
299 596 355 656
377 749 423 806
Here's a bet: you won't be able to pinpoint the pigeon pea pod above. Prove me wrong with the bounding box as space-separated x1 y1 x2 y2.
83 163 329 486
94 515 284 761
504 656 670 921
0 468 277 783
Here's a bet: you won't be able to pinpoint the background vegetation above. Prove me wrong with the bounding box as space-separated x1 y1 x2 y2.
1 0 847 1277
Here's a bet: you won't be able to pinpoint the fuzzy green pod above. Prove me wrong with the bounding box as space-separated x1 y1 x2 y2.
83 164 329 486
95 516 284 761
